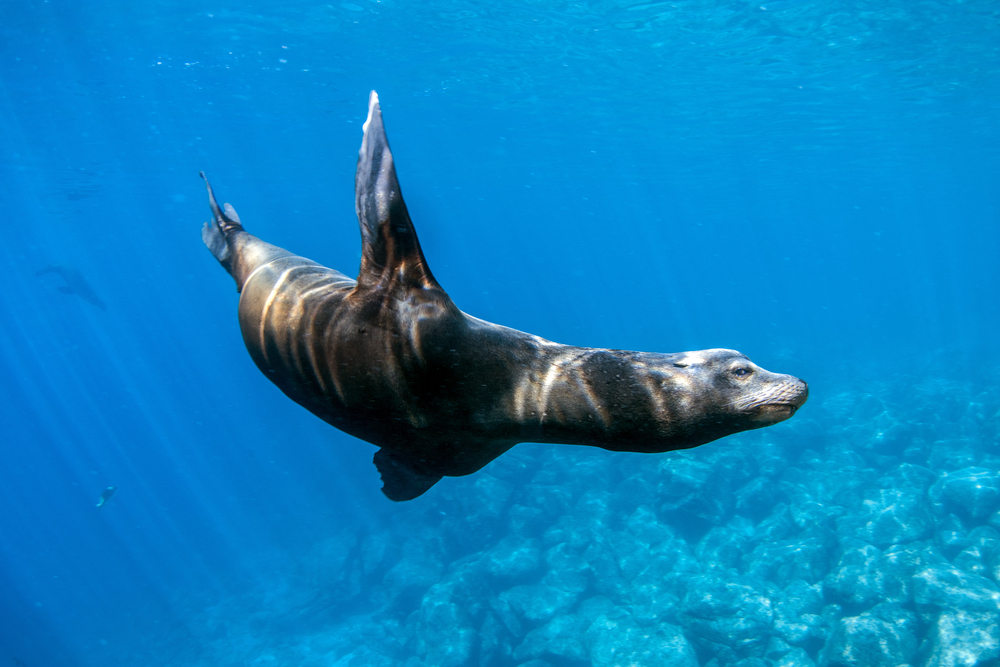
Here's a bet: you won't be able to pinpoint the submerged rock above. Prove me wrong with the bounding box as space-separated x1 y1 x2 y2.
824 543 886 608
585 613 697 667
624 504 676 549
772 579 826 650
924 609 1000 667
819 610 917 666
499 578 582 624
931 467 1000 522
852 487 934 547
484 535 543 582
912 564 1000 616
513 613 587 664
745 535 830 584
380 545 445 608
656 454 737 532
682 578 774 660
774 647 818 667
410 591 476 666
879 542 950 601
624 560 684 625
697 519 756 572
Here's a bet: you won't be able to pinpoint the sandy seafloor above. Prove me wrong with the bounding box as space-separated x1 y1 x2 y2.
1 1 999 665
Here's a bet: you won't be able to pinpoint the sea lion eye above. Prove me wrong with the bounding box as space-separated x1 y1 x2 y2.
732 367 752 378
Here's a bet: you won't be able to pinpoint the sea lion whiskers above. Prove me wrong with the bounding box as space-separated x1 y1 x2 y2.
730 378 808 412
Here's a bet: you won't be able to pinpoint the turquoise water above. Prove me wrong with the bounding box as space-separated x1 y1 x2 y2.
1 1 998 665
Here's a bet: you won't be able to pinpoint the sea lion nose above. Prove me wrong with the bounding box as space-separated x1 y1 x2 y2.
793 378 809 405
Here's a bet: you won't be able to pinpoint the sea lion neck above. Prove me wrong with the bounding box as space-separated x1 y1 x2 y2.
504 343 681 449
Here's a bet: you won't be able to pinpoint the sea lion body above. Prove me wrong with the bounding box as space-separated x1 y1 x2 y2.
95 485 116 508
203 92 808 500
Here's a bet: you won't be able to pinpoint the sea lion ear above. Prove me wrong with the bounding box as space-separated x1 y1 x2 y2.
355 91 440 291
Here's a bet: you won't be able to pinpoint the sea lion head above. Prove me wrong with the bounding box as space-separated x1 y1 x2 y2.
670 348 808 428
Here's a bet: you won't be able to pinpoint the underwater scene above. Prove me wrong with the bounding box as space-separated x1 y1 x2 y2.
2 0 999 665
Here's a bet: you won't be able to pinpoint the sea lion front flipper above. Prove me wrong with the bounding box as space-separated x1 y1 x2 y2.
354 91 440 292
373 448 443 501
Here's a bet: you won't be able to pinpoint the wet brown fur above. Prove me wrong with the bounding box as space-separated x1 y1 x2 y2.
203 93 808 500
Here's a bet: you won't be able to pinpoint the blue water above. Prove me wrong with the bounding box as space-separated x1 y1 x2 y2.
1 1 998 665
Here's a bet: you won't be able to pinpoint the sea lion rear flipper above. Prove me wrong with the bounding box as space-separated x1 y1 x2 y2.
199 172 245 272
373 448 442 501
354 91 441 292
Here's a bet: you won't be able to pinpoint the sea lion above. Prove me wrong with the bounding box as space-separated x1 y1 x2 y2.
202 91 808 501
95 485 116 508
36 265 107 310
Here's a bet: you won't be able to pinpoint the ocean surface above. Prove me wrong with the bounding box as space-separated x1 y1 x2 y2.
2 1 999 665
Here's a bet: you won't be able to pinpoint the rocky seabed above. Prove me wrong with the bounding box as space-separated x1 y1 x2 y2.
199 378 1000 666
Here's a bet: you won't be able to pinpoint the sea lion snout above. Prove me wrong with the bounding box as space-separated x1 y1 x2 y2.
739 373 809 424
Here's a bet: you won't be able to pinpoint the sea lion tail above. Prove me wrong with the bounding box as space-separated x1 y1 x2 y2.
200 171 244 272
